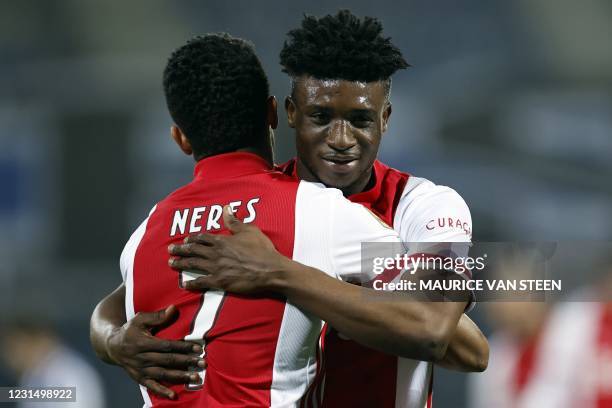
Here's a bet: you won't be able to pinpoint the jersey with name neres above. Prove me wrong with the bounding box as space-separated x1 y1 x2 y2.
279 158 472 408
120 152 405 408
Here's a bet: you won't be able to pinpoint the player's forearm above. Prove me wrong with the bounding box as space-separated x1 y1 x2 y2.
90 284 127 365
437 314 488 372
275 259 467 361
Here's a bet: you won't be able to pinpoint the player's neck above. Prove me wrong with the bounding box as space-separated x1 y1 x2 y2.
235 146 273 166
196 146 273 167
341 169 375 197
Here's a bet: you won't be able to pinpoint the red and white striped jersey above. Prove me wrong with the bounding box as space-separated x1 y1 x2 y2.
120 152 405 407
279 159 472 408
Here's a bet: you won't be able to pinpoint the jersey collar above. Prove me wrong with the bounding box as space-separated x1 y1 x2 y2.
346 160 387 204
194 152 272 181
279 157 387 203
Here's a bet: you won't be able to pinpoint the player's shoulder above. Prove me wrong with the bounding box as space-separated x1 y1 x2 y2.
119 204 157 279
400 175 468 210
297 180 395 231
374 160 462 203
295 181 358 215
295 179 344 205
393 174 472 240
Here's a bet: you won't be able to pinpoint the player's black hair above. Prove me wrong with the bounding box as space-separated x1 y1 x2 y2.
280 10 409 97
163 33 270 159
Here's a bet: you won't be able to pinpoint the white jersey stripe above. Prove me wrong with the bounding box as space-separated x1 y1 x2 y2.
120 205 157 408
270 302 322 407
184 290 225 388
394 358 432 408
270 182 336 407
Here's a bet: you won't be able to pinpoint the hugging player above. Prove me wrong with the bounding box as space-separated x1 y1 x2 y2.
93 32 414 407
91 10 488 408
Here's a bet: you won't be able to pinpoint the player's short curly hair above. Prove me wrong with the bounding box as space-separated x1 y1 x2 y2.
163 33 269 159
280 10 409 95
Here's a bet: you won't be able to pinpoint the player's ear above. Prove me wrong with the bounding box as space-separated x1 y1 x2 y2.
266 96 278 130
170 125 193 156
382 103 392 133
285 96 296 129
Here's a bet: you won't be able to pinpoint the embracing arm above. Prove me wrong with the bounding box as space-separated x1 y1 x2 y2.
440 314 488 372
169 207 487 368
89 284 204 399
280 263 488 369
90 284 128 364
271 257 468 362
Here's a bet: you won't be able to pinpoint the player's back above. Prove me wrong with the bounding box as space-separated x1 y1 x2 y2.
122 153 318 407
121 152 406 407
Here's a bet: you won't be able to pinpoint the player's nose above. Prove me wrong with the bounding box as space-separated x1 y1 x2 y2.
327 120 356 152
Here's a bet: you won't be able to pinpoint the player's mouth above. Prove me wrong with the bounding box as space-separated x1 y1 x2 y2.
320 154 359 174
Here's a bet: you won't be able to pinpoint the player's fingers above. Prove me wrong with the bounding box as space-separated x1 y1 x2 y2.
143 367 201 384
183 232 218 246
169 256 214 274
133 305 177 328
169 241 217 259
222 205 246 233
139 337 203 354
184 276 217 291
141 378 176 400
138 352 206 370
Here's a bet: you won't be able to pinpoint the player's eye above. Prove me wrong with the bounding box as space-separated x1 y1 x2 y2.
351 116 373 129
310 112 330 125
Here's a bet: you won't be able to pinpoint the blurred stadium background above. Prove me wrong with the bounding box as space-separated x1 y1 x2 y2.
0 0 611 406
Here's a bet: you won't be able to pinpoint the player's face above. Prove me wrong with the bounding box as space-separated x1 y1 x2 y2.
287 77 391 196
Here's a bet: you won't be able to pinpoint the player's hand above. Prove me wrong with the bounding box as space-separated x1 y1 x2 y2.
106 305 206 400
168 206 289 294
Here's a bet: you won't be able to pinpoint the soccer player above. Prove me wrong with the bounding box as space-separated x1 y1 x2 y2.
168 10 486 408
90 31 473 407
91 11 487 408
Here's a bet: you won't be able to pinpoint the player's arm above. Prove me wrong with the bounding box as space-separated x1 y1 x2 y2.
170 206 469 362
90 286 204 399
277 261 469 362
438 314 488 372
391 180 488 371
90 284 128 364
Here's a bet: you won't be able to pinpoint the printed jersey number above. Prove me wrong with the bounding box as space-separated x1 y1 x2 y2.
183 289 225 390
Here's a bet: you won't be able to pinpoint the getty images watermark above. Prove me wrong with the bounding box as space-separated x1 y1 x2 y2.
359 242 612 302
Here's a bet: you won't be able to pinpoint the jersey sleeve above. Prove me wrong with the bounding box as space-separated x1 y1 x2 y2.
119 206 156 282
393 177 475 308
393 176 472 244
